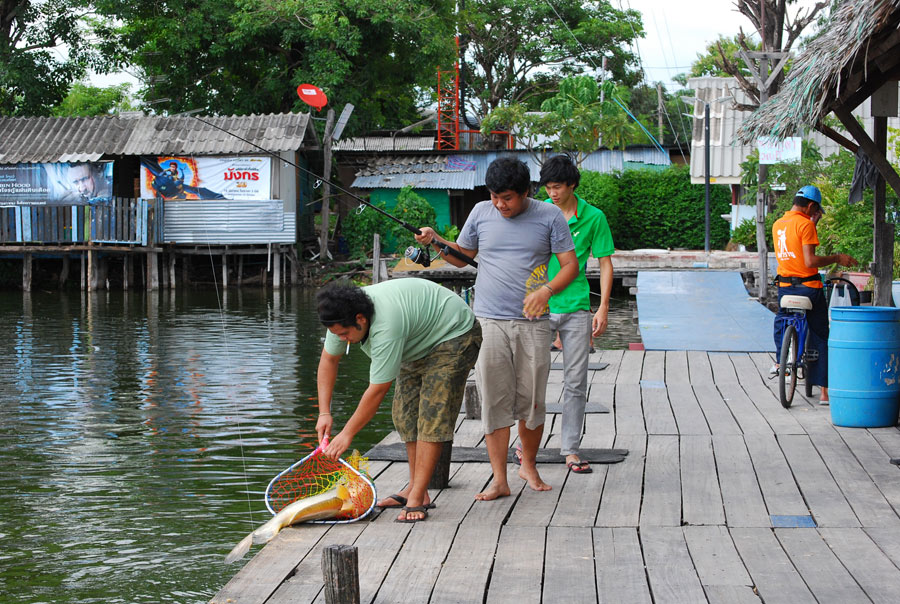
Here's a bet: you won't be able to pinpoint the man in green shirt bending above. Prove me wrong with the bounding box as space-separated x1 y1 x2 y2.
316 278 481 522
540 155 615 474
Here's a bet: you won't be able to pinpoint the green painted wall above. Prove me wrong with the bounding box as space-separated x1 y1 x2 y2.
370 188 451 230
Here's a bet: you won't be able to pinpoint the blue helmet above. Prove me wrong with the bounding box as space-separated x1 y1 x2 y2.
796 185 822 204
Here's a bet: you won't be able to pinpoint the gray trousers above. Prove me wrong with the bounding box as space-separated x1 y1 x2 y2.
549 310 591 455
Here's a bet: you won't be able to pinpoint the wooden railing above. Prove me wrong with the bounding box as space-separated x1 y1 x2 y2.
0 198 163 246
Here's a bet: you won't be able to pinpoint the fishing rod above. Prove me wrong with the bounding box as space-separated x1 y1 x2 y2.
182 112 478 269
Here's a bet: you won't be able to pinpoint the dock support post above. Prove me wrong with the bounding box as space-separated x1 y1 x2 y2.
168 253 176 290
238 255 244 287
147 251 159 291
321 545 360 604
222 253 228 288
87 248 95 291
124 254 132 290
22 252 32 292
428 442 453 490
273 249 281 289
463 381 481 419
80 253 86 290
60 254 69 287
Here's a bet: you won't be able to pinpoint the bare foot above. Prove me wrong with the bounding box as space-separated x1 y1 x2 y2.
475 481 511 501
377 490 432 508
518 466 552 491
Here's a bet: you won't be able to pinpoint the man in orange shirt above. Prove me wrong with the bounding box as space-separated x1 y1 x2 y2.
772 185 858 403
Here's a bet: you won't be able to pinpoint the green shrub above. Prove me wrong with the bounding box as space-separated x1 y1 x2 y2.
730 218 757 250
341 199 392 259
613 165 731 249
390 187 437 253
576 171 622 238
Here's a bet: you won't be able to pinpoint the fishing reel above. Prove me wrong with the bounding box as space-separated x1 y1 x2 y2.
404 245 432 268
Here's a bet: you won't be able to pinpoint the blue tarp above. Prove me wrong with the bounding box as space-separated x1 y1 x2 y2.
637 271 776 352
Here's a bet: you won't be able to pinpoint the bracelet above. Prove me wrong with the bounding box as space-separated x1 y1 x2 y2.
319 412 331 416
543 284 554 295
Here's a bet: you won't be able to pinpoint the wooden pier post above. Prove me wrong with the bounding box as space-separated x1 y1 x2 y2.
237 255 244 287
22 252 32 292
59 254 69 287
222 253 228 288
87 248 94 291
147 251 159 290
463 381 481 419
124 254 132 290
273 249 281 289
168 253 176 290
428 442 454 490
80 253 86 290
321 545 360 604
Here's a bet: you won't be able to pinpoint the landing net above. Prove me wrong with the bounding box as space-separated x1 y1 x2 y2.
265 447 376 523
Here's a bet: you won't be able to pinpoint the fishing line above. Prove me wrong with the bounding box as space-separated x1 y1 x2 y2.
178 113 477 269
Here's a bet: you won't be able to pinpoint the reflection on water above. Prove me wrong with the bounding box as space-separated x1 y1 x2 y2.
0 287 637 604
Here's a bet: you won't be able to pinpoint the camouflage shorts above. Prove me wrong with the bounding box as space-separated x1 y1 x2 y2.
392 320 482 442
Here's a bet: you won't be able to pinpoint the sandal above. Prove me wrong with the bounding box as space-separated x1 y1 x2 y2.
566 460 593 474
394 505 429 523
377 494 435 510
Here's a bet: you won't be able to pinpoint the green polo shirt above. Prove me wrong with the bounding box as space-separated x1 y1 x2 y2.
546 194 614 313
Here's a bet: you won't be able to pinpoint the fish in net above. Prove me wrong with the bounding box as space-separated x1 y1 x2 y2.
265 442 376 523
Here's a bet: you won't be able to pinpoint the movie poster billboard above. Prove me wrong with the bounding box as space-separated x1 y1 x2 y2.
140 156 271 201
0 162 114 206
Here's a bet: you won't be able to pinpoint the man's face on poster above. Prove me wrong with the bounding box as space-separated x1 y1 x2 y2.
69 164 96 198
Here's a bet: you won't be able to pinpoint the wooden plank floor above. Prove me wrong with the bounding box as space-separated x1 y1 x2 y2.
211 351 900 604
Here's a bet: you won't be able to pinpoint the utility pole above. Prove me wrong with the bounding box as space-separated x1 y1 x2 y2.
740 49 791 302
319 108 336 262
657 83 665 145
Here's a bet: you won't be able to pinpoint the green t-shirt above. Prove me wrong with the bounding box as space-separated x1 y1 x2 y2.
323 278 475 384
546 194 614 313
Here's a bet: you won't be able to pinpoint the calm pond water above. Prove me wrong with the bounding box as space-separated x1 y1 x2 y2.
0 286 637 604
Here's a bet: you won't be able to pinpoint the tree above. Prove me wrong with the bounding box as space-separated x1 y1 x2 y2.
458 0 643 120
690 35 757 79
0 0 108 116
52 82 135 116
93 0 455 132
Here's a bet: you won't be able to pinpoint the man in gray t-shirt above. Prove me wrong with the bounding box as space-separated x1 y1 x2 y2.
416 156 578 501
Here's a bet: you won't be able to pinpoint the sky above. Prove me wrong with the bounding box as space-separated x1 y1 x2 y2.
622 0 822 90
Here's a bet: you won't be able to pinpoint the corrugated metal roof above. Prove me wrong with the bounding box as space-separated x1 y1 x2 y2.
333 137 435 152
353 171 475 189
352 149 669 190
0 113 311 163
686 76 898 185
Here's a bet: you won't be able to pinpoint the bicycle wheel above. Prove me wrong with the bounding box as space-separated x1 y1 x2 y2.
779 324 798 408
804 327 814 398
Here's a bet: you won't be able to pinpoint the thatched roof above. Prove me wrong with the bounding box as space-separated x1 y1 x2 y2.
737 0 900 143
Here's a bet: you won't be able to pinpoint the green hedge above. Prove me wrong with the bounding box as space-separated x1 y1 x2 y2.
577 165 731 250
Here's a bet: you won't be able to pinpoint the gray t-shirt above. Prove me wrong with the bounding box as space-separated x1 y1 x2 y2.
457 198 574 320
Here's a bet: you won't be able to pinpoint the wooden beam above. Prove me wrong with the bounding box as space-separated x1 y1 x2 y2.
814 122 859 153
833 104 900 199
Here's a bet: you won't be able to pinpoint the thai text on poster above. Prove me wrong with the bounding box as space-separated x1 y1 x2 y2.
140 156 271 200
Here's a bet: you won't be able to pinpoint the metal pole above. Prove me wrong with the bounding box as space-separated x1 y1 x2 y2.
704 102 711 254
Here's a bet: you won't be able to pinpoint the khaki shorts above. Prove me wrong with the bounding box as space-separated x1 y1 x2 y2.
392 320 482 442
475 318 551 433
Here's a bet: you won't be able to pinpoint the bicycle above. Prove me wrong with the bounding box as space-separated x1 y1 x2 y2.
777 277 859 408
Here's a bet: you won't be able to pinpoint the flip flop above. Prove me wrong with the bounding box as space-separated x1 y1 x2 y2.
394 505 429 523
513 443 523 466
566 460 593 474
376 494 436 509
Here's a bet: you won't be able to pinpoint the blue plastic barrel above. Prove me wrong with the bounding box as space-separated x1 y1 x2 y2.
828 306 900 427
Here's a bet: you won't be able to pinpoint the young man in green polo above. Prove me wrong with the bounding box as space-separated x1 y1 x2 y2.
540 154 614 474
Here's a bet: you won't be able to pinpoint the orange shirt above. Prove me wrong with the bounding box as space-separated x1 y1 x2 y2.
772 210 822 288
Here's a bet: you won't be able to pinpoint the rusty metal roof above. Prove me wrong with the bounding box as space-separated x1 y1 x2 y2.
0 113 311 163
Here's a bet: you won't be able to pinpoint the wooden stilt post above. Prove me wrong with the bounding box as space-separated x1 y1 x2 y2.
124 254 132 290
22 252 32 292
80 253 86 291
238 255 244 288
428 442 453 490
147 251 159 291
273 249 281 289
222 253 228 288
59 254 69 287
168 253 176 290
463 381 481 419
321 545 360 604
87 248 95 292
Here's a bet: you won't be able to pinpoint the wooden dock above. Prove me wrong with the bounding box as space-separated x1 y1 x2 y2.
212 350 900 603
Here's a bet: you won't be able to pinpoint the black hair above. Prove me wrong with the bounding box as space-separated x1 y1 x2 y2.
316 282 374 327
538 154 580 189
793 195 814 208
484 156 532 195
